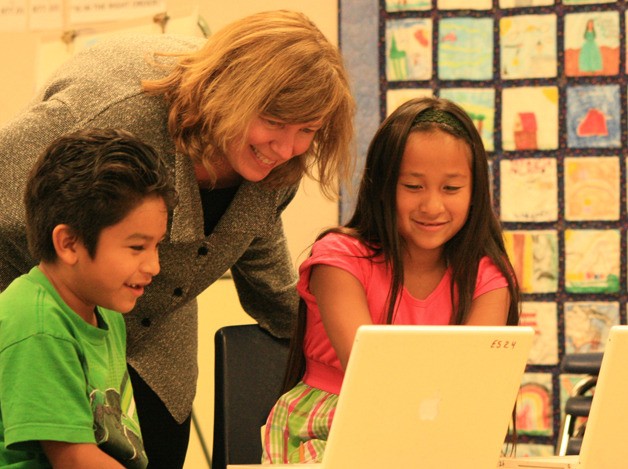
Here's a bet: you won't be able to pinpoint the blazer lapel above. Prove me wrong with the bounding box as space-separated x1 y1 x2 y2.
169 155 280 243
169 153 205 243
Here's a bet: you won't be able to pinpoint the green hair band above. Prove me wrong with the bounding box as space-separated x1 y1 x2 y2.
413 108 470 139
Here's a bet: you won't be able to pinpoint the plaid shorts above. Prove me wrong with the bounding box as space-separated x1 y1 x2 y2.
261 381 338 464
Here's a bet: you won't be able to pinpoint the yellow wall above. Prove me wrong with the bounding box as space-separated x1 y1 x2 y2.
0 1 339 467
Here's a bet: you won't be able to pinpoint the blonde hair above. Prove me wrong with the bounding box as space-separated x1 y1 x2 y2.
143 10 355 197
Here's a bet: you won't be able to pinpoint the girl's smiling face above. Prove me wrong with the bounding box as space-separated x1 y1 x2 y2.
395 129 473 260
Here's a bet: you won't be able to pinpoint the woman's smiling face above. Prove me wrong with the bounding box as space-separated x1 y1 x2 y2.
222 116 322 183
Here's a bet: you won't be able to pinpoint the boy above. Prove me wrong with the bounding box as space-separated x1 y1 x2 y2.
0 129 177 468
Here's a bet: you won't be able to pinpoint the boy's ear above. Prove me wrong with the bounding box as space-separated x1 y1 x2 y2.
51 224 81 265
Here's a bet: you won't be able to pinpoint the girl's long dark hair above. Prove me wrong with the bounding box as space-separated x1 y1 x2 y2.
282 96 520 393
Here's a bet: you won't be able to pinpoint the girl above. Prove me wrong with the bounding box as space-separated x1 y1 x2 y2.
262 96 520 464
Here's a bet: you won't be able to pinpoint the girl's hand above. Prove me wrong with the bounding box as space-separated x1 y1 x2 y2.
309 264 372 369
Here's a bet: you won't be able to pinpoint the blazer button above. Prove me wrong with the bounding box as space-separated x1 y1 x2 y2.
173 287 184 297
141 318 151 327
197 246 209 256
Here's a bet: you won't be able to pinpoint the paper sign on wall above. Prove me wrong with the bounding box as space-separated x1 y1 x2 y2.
0 0 28 31
30 0 62 30
68 0 165 25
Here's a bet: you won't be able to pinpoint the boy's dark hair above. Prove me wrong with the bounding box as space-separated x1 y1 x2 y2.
25 128 177 262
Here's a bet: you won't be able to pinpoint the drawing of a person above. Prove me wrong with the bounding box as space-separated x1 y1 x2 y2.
578 19 602 73
389 34 407 80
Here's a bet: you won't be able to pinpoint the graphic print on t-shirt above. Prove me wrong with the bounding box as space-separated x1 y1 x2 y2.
90 371 147 468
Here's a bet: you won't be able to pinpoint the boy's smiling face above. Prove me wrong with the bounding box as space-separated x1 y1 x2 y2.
65 195 168 318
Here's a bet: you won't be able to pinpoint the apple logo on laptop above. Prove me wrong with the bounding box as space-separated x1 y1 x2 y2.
419 393 441 421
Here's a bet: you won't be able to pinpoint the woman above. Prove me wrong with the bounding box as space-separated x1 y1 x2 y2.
0 10 354 468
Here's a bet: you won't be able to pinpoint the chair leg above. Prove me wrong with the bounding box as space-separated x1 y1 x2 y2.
556 413 575 456
192 408 212 467
556 376 597 456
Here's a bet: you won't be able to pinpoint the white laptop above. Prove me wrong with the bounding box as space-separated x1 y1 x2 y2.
500 325 628 469
229 324 534 469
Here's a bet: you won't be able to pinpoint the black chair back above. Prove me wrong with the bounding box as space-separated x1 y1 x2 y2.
212 324 290 469
556 352 603 456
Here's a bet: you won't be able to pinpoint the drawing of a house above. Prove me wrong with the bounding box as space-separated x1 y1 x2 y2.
577 108 608 137
514 112 538 150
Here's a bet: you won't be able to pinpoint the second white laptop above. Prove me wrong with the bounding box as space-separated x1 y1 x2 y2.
500 325 628 469
230 324 534 469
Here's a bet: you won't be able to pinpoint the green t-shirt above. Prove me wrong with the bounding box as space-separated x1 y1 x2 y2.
0 267 147 468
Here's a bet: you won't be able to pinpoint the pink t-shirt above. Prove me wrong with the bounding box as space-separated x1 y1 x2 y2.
297 232 509 394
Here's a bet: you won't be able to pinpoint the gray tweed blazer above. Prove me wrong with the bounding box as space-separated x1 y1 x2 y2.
0 34 299 423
